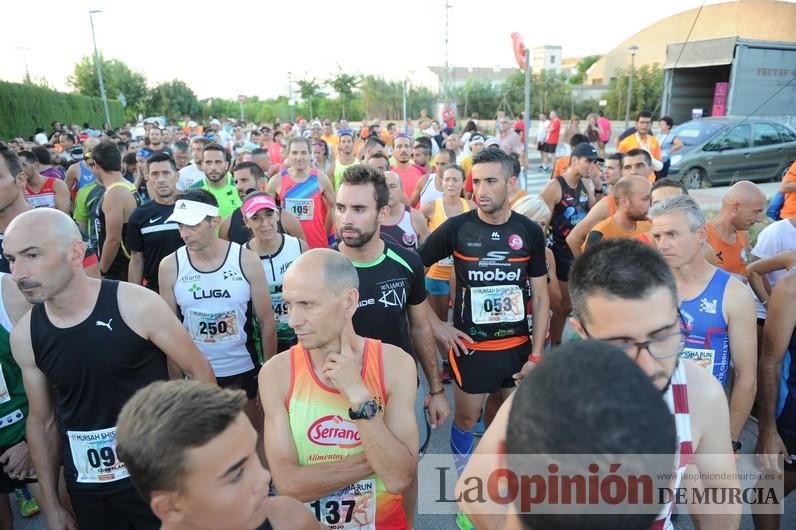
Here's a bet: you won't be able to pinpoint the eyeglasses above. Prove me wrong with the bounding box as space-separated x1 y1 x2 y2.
580 312 688 360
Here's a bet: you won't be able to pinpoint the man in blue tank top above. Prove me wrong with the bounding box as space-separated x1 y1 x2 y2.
4 208 214 530
649 195 757 455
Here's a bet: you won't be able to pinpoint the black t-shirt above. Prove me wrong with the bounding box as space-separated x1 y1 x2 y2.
96 183 141 281
0 235 8 273
418 210 547 343
126 201 184 291
336 240 425 354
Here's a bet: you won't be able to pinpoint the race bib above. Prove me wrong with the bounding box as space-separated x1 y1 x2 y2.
0 365 10 405
67 427 129 483
187 309 240 344
307 480 376 530
681 347 715 374
271 293 289 325
470 285 524 325
438 255 453 267
285 198 315 221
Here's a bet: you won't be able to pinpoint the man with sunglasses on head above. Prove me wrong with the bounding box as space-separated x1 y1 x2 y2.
649 195 757 454
569 239 741 529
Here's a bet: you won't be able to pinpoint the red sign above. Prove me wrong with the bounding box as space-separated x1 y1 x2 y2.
511 33 527 70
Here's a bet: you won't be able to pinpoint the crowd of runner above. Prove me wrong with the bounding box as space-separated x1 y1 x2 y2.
0 109 793 530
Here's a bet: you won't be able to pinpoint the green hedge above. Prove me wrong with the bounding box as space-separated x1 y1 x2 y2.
0 81 124 140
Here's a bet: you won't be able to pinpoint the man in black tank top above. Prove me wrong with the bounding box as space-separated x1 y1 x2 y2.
4 208 214 530
117 380 320 530
219 162 307 244
539 142 598 345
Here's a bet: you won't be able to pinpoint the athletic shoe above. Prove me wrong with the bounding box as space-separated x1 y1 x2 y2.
456 511 475 530
14 487 40 517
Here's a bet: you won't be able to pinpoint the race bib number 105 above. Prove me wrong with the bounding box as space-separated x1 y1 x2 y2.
67 427 129 484
470 285 524 325
306 479 376 530
285 198 315 221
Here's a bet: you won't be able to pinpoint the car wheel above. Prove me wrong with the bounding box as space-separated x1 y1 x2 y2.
683 168 707 189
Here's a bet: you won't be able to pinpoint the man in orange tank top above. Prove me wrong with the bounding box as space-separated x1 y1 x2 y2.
706 180 766 277
260 249 418 530
583 175 651 251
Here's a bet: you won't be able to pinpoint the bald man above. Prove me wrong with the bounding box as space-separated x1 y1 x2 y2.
707 180 766 277
260 249 419 529
5 208 214 530
584 175 651 251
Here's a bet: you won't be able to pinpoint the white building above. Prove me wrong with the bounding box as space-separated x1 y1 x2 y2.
532 46 563 74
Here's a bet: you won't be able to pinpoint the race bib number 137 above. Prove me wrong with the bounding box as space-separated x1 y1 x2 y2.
307 479 376 530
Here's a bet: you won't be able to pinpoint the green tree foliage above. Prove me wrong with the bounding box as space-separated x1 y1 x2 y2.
0 81 123 139
605 64 663 120
68 55 148 122
326 67 360 119
147 80 200 121
296 78 324 118
569 55 602 84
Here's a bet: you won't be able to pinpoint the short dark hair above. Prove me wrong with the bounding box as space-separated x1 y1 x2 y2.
31 145 52 165
507 340 676 530
202 142 229 163
569 239 678 325
251 148 269 158
436 148 456 164
366 152 390 166
178 188 218 207
442 164 466 181
288 136 311 153
0 144 22 177
365 136 386 149
117 380 247 500
510 153 521 178
660 116 674 128
147 153 177 172
17 151 38 166
190 137 210 147
569 133 589 148
624 148 651 167
413 143 431 156
233 161 266 181
472 147 514 179
606 152 624 163
123 151 138 166
173 140 190 153
341 165 389 210
651 177 688 196
59 132 76 143
92 140 122 172
636 110 653 122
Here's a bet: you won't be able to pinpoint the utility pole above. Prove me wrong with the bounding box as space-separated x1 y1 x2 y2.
287 71 294 123
624 45 638 129
443 1 452 101
14 47 31 82
89 10 112 128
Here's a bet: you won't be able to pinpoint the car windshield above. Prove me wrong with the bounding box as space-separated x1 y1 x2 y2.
671 121 726 146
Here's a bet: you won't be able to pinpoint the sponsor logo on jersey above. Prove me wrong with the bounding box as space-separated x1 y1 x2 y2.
222 269 243 281
480 250 510 262
402 232 417 247
188 283 231 300
491 231 500 241
699 297 718 315
307 415 361 448
358 298 375 307
179 273 201 283
376 279 408 308
467 268 522 282
508 234 523 250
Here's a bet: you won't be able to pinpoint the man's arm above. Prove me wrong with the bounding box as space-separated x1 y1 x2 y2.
538 179 561 223
408 302 449 427
53 178 71 214
98 188 128 274
566 197 610 257
260 354 374 502
340 344 419 494
318 173 337 209
64 163 79 194
265 173 281 198
528 275 549 358
118 281 215 383
241 248 277 360
687 361 742 529
779 177 796 193
411 208 430 245
724 279 758 442
280 210 307 243
409 175 429 207
128 251 145 286
756 273 796 472
219 215 232 241
10 314 77 530
746 252 796 303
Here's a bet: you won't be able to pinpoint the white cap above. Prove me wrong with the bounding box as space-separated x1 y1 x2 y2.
209 118 221 126
166 200 219 226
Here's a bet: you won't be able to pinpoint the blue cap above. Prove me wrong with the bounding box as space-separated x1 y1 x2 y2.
137 148 153 159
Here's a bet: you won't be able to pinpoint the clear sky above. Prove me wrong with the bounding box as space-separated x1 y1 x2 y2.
0 0 781 101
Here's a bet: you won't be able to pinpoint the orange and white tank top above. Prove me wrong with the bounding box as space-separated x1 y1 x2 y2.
427 198 471 281
286 339 408 530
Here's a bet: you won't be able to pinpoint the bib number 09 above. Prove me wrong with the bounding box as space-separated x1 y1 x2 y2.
86 447 116 469
310 499 355 525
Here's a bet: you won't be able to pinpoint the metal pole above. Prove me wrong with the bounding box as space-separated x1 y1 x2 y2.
523 48 531 171
403 79 408 134
89 11 111 128
624 46 638 129
239 101 245 122
287 71 294 123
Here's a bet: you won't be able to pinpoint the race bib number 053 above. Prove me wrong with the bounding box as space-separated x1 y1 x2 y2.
285 198 315 221
470 285 524 325
306 479 376 530
187 309 240 344
67 426 129 483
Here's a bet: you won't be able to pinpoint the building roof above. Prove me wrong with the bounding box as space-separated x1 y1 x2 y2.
428 66 518 84
585 0 796 85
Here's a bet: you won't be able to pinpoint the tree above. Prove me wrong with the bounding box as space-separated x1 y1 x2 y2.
327 67 360 119
68 55 148 122
569 54 602 85
296 78 324 119
147 80 200 121
604 64 663 120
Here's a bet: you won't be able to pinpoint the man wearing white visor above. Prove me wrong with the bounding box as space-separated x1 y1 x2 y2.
158 189 276 431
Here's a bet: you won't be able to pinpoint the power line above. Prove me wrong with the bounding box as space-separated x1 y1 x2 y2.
658 0 706 115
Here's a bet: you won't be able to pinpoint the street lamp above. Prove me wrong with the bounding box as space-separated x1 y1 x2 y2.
89 10 112 129
624 45 639 129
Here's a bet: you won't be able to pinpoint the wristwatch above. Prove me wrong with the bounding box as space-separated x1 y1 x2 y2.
348 400 379 421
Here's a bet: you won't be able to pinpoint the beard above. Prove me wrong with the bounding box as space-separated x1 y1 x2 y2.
337 224 378 248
